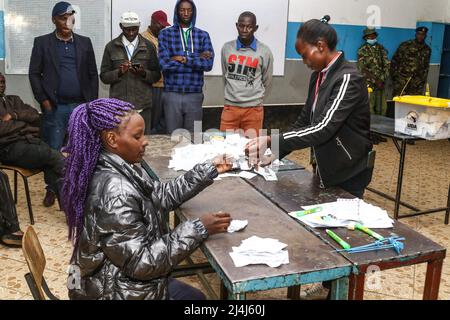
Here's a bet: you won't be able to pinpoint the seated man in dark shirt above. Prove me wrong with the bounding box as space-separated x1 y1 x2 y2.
0 73 64 207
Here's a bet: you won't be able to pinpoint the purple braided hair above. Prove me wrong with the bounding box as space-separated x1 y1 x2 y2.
61 98 134 243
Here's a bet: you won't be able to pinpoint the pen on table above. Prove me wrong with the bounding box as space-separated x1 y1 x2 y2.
290 207 322 218
326 229 351 250
348 223 385 241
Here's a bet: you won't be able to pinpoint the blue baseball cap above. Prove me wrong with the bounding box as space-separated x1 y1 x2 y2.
52 1 76 17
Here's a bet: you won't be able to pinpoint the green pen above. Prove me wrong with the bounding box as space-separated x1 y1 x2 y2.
291 206 323 218
326 229 351 250
354 223 385 241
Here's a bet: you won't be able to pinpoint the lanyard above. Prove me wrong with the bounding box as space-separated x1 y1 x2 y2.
125 45 133 60
314 72 324 99
180 27 194 54
312 71 325 116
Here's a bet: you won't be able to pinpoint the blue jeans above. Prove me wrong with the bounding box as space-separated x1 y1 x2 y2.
41 103 79 151
163 92 204 134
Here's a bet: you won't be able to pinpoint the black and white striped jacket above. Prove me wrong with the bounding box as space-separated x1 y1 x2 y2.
277 53 372 187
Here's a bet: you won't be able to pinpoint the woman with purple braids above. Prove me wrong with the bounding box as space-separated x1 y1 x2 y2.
62 98 232 300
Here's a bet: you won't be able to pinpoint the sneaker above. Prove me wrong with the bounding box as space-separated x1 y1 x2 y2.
43 190 56 207
300 283 329 300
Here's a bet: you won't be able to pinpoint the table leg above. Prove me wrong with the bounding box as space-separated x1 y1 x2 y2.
229 292 246 300
287 286 301 300
329 277 349 300
220 281 228 300
423 259 444 300
348 274 365 300
394 139 407 220
445 184 450 225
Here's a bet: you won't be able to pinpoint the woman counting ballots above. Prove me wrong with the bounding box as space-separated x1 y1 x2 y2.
62 98 233 300
246 16 374 199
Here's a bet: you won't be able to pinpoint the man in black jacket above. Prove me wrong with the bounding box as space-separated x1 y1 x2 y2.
29 1 98 152
0 73 64 207
100 11 161 134
247 18 373 199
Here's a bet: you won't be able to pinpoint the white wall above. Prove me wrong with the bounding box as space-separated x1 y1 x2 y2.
417 0 450 23
288 0 450 26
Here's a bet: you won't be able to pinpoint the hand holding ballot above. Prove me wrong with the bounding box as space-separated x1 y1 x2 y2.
212 154 235 174
245 136 273 166
200 212 232 235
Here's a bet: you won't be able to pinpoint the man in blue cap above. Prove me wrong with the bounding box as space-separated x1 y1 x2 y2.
29 1 99 206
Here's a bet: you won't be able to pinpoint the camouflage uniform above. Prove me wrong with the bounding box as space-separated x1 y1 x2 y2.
391 40 431 97
357 42 390 115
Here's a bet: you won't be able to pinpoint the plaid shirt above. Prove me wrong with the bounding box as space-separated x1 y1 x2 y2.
158 26 214 93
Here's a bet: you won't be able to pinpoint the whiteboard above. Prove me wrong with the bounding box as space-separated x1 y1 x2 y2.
4 0 111 74
111 0 288 76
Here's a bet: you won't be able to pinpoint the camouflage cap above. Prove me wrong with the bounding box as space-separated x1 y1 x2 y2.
363 27 378 39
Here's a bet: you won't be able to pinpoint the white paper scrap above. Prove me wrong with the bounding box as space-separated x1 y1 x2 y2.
227 220 248 233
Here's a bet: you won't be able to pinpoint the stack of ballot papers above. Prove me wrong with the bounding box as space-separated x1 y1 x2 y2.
169 134 249 171
289 198 394 229
229 236 289 268
168 134 280 181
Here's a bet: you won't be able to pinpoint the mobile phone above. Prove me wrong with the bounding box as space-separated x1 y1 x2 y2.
132 62 141 69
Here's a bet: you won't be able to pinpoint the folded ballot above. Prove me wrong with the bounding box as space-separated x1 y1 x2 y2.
229 236 289 268
227 220 248 233
289 198 394 229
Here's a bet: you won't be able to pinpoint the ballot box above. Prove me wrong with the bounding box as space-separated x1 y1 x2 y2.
393 95 450 140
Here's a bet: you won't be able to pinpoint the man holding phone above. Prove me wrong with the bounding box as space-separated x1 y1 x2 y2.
100 11 161 130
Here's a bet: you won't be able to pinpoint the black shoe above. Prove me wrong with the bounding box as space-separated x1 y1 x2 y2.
371 136 380 145
378 136 388 143
0 233 23 248
43 190 56 207
406 140 416 145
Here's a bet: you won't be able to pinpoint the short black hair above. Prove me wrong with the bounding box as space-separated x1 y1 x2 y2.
238 11 257 25
297 15 338 50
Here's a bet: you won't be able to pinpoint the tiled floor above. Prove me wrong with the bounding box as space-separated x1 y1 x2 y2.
0 139 449 300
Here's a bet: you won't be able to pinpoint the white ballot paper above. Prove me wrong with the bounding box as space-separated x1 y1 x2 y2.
227 220 248 233
229 236 289 268
292 198 394 229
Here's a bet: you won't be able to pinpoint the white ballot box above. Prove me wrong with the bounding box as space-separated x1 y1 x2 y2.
393 96 450 140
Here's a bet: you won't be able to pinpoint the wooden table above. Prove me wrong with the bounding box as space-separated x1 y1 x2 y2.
142 150 351 300
179 178 352 300
245 169 447 300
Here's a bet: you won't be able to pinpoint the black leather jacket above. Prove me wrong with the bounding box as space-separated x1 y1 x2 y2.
68 151 218 300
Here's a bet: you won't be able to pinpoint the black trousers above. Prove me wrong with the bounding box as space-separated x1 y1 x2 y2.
168 278 206 300
0 170 20 236
0 140 64 194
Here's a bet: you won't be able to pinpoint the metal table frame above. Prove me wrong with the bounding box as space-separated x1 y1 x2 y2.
369 115 450 224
